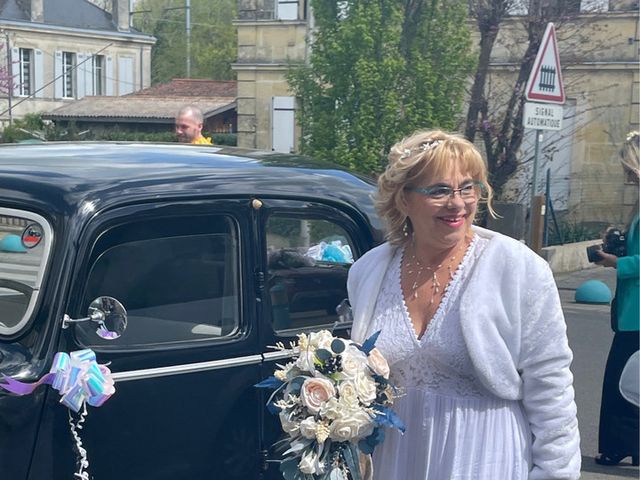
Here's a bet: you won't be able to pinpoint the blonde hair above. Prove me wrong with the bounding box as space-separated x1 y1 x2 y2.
620 131 639 226
376 129 495 245
620 131 640 180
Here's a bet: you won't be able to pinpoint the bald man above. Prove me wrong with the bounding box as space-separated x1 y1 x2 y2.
175 106 213 145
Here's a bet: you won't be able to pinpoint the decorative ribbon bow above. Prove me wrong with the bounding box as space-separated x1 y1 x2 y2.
0 349 115 412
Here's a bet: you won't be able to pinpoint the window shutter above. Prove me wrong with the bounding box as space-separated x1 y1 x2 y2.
54 51 63 99
105 55 114 96
118 56 134 95
10 47 19 97
272 96 295 153
76 53 87 99
34 49 43 98
85 53 95 96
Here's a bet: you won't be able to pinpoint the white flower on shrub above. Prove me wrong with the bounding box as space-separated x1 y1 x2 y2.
300 377 335 414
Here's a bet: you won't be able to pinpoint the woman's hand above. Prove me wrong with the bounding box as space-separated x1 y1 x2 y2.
595 250 618 268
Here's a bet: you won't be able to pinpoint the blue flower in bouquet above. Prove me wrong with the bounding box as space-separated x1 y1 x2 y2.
256 330 405 480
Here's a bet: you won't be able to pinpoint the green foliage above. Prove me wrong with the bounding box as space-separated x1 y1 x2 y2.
547 220 602 246
0 114 237 145
287 0 475 174
1 113 52 142
133 0 237 83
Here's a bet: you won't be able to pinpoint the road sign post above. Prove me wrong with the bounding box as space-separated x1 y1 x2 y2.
524 22 565 248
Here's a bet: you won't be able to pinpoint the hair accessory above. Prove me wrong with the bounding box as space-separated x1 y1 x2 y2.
400 139 444 159
626 131 639 142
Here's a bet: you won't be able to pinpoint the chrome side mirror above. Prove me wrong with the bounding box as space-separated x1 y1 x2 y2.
62 296 128 340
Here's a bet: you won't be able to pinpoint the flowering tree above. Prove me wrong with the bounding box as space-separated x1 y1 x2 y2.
288 0 475 174
0 43 14 97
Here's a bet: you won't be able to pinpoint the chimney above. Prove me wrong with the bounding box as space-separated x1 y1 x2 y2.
112 0 130 32
29 0 44 23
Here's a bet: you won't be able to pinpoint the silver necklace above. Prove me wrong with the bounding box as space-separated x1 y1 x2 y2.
404 241 466 305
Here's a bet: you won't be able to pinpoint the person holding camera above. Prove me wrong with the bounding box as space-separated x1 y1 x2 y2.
594 131 639 467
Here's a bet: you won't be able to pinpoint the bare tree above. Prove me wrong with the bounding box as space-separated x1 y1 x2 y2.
464 0 594 197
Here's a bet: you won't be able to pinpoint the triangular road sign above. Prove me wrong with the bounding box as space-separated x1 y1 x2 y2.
525 23 565 104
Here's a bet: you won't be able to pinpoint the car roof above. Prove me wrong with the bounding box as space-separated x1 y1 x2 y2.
0 142 383 237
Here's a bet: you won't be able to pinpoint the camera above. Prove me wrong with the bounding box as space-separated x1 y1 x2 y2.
586 244 603 263
586 228 627 263
603 228 627 257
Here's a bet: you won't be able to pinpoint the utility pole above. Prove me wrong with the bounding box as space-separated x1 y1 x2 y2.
3 31 12 126
186 0 191 78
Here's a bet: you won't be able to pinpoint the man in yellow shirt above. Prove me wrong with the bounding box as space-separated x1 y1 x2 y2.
175 106 213 145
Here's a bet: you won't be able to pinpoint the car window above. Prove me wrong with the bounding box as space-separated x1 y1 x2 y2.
266 216 354 335
77 215 240 349
0 209 52 336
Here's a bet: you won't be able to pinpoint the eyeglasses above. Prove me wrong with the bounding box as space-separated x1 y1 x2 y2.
407 181 483 203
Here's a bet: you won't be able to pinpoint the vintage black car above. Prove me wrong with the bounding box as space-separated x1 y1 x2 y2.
0 143 383 480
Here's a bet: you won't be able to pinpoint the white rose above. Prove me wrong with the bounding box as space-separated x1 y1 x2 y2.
298 450 319 474
299 416 318 439
340 345 368 379
353 371 377 405
367 348 390 379
296 350 317 372
338 381 360 410
319 397 343 420
279 410 299 436
329 409 375 442
309 330 334 350
300 377 336 414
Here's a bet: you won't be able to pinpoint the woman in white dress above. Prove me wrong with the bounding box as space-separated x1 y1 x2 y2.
348 130 581 479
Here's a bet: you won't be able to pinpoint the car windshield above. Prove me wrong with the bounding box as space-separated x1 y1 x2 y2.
0 209 52 336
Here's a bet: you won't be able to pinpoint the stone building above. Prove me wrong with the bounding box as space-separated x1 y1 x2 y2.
0 0 155 123
232 0 638 225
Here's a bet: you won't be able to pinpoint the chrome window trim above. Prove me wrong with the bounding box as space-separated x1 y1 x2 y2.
111 354 263 382
0 207 54 336
262 349 297 362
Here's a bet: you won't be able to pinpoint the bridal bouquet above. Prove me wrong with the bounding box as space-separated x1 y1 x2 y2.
256 330 405 480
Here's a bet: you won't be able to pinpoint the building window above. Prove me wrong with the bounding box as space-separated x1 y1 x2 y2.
62 52 76 98
18 48 32 96
93 55 105 95
277 0 298 19
581 0 609 12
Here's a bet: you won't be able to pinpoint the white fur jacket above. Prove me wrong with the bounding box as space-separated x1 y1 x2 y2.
348 226 581 479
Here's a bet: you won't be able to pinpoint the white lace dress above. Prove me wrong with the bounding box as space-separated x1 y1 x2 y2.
369 236 532 479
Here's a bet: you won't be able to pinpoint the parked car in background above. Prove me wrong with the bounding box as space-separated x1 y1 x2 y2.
0 143 383 480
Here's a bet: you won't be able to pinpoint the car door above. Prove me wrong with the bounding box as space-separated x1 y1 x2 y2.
253 198 373 478
28 199 265 480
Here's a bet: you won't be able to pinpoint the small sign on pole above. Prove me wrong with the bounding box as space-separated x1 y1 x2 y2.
525 23 565 105
524 22 566 247
523 102 563 131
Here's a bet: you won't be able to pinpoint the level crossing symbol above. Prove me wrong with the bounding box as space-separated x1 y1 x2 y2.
525 23 565 104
